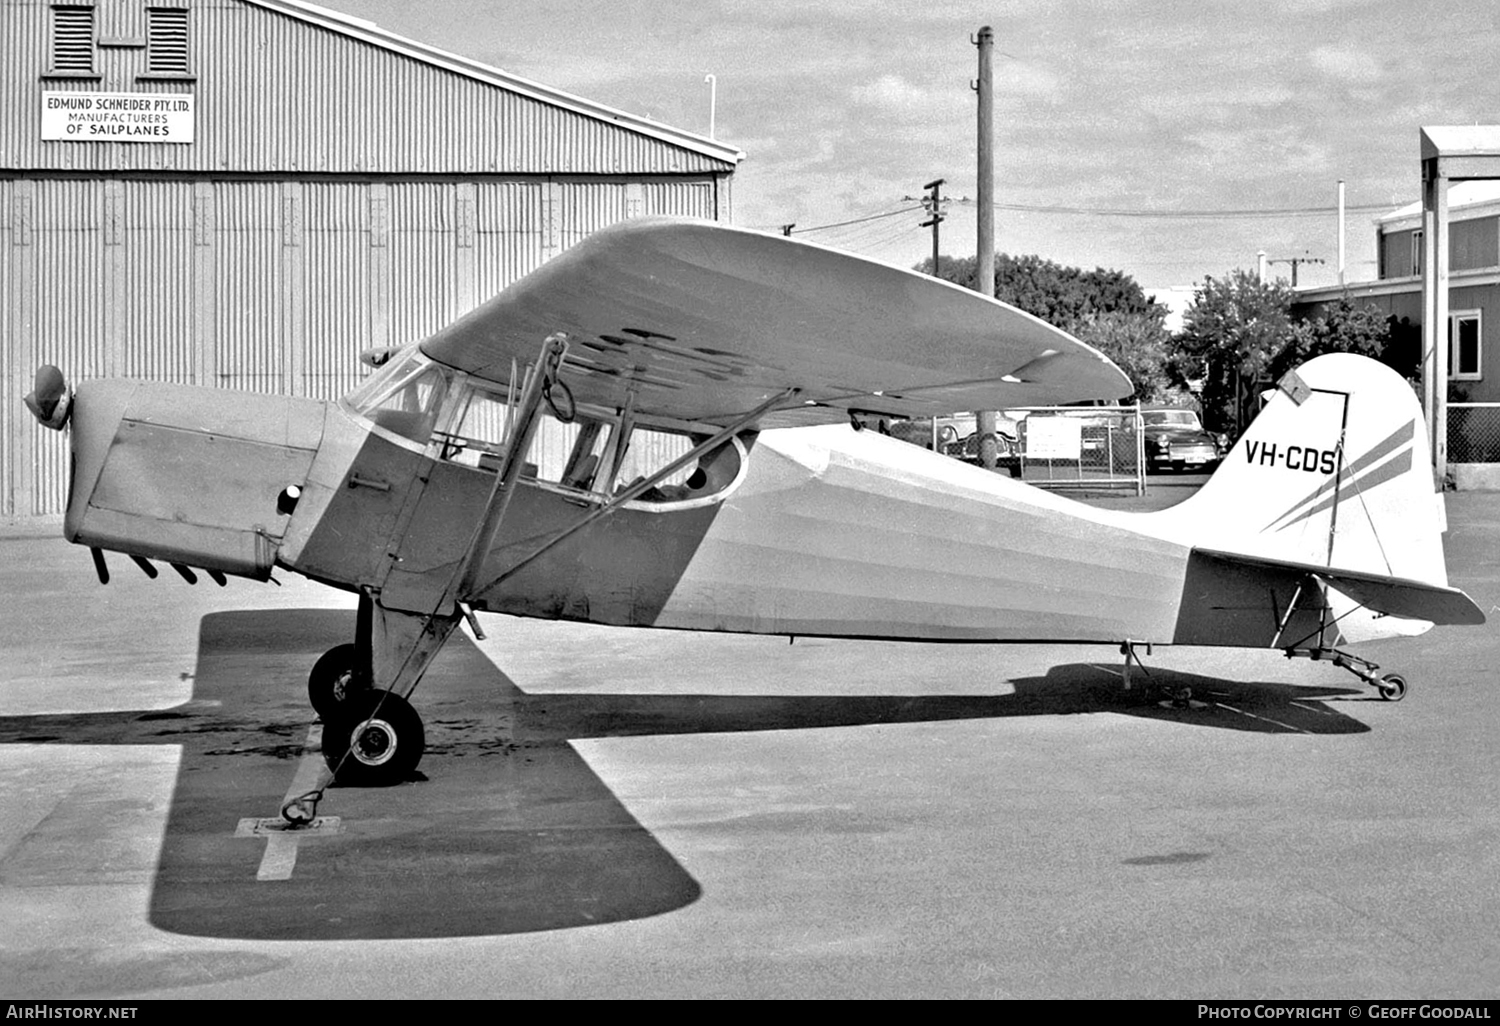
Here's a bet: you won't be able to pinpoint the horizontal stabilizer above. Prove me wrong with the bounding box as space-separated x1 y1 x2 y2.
1194 548 1486 626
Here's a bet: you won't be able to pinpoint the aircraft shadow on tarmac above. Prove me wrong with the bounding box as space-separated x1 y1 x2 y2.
0 608 1371 942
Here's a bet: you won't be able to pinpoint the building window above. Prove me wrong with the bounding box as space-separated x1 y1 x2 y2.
49 5 95 75
1449 310 1482 380
146 7 190 75
1411 229 1424 277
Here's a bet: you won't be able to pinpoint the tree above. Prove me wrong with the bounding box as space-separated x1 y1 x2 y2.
921 253 1159 331
1271 294 1394 382
1172 270 1301 434
1172 272 1396 435
1072 309 1174 404
918 252 1171 401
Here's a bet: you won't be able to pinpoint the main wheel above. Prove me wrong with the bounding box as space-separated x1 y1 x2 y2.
1377 674 1408 702
322 690 425 786
308 643 366 721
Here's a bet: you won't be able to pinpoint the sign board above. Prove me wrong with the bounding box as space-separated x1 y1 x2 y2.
41 92 194 143
1024 416 1083 460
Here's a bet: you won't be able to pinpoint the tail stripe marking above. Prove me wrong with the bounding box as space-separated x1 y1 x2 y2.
1264 419 1415 533
1270 447 1412 532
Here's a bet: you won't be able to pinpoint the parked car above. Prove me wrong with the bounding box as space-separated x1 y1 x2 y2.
1141 408 1225 472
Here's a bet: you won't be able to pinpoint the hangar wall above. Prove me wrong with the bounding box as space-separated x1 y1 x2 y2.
2 0 740 521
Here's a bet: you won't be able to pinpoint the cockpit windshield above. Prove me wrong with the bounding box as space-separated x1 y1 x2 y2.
343 349 451 445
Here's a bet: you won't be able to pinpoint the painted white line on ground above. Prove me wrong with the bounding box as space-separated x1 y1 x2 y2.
232 724 342 882
1211 701 1310 735
258 831 300 881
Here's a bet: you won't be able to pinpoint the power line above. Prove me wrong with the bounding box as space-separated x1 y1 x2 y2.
758 197 1395 239
959 198 1392 220
808 214 911 249
788 204 924 235
819 219 918 257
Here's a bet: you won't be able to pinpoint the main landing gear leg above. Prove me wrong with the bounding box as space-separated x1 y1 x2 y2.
285 598 461 823
320 601 459 787
1289 647 1408 702
306 591 377 721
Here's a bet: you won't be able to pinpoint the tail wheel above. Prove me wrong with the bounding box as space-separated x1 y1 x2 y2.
322 691 425 786
1377 674 1408 702
308 643 366 721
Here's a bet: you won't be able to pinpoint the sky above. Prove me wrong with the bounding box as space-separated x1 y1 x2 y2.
324 0 1500 298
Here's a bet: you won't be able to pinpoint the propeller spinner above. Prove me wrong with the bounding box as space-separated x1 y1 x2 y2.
24 364 71 431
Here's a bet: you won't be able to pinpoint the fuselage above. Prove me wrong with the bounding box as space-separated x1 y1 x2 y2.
58 350 1446 652
60 368 1195 646
469 424 1191 643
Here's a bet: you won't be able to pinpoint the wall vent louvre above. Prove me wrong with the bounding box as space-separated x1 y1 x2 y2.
50 5 95 74
147 7 189 73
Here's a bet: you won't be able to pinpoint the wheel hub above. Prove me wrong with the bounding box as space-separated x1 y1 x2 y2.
352 719 397 765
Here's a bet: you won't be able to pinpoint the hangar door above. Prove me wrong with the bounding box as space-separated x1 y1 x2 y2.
3 176 719 519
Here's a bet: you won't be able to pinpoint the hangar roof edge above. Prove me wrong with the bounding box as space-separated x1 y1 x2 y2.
242 0 746 168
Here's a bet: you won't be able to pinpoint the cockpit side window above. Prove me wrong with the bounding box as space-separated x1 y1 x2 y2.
441 386 514 469
431 376 749 507
438 380 613 490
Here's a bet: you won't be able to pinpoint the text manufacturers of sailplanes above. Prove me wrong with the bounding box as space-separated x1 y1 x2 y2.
41 92 194 143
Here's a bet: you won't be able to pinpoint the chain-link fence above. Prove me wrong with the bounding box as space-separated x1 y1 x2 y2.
1011 407 1145 494
919 407 1145 494
1448 403 1500 463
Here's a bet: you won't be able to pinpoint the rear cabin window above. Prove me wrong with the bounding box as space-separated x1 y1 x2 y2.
613 430 741 506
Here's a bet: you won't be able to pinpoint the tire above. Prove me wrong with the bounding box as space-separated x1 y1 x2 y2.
308 643 364 721
322 690 426 786
1377 674 1408 702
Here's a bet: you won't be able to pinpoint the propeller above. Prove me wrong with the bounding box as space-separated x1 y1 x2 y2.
23 364 72 431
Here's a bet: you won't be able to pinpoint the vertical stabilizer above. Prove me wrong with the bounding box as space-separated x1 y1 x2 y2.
1154 353 1447 588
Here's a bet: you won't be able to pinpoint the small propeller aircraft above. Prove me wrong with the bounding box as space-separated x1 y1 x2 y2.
23 218 1485 821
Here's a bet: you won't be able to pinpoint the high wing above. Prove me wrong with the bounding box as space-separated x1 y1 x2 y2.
420 217 1132 426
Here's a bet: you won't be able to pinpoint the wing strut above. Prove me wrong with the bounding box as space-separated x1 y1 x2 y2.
449 332 573 604
471 385 798 598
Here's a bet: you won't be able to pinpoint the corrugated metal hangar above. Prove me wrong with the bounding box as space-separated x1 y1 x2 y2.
1 0 743 521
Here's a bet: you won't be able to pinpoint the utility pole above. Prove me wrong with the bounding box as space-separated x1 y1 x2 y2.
1268 254 1325 287
704 74 716 139
973 25 997 469
1337 180 1347 286
781 224 795 237
919 178 945 275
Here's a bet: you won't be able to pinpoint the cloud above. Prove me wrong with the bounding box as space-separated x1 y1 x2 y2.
1308 45 1383 85
1003 61 1063 98
849 74 960 116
